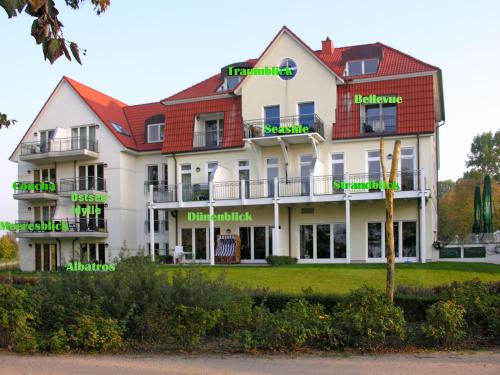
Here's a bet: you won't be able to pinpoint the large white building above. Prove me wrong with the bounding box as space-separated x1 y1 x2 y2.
10 27 447 271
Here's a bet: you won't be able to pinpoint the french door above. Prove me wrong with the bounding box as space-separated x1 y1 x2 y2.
239 226 273 261
35 243 57 271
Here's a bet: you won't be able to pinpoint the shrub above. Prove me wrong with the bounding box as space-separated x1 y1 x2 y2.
265 256 297 266
235 299 337 351
421 300 467 346
68 314 123 352
168 305 221 350
449 279 500 343
0 284 39 353
332 287 405 350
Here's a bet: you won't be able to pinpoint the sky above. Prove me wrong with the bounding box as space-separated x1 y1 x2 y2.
0 0 499 225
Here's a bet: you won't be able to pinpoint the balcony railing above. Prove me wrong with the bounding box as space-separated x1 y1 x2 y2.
243 114 324 138
15 219 107 233
361 115 397 135
59 177 106 193
152 170 421 203
193 129 224 150
20 137 98 156
144 220 167 233
144 180 167 194
152 184 177 203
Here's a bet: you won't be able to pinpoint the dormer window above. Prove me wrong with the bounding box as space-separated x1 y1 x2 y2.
346 58 379 76
145 114 165 143
226 76 240 90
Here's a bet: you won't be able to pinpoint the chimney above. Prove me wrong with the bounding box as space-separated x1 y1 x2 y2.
321 37 334 55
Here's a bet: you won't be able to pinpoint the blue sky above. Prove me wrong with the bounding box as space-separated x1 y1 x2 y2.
1 0 499 225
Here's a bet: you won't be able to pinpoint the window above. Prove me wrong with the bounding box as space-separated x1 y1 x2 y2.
71 125 96 150
279 58 297 80
145 115 165 143
401 147 416 190
226 76 240 90
298 102 315 129
111 121 130 136
80 243 106 264
300 155 314 196
207 162 218 182
362 103 397 133
367 150 381 191
331 153 344 192
35 243 57 271
238 160 250 199
181 164 192 201
368 222 383 258
239 226 273 261
264 105 280 134
299 224 346 260
266 157 279 197
205 119 223 147
346 59 379 76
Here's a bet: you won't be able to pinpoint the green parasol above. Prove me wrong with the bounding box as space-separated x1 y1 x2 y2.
472 185 482 234
482 174 493 233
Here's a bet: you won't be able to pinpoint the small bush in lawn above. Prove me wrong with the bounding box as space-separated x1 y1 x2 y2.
68 314 123 352
0 284 39 353
332 287 405 350
449 279 500 343
421 300 467 346
265 256 297 266
168 305 222 350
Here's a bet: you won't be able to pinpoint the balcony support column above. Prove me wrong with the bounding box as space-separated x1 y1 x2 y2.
209 181 215 266
419 169 426 263
278 137 290 178
149 184 155 263
344 172 351 264
273 177 280 256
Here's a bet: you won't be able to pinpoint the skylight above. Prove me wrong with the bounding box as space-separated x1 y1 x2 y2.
111 121 130 136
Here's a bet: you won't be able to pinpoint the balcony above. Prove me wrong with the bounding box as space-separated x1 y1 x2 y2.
193 129 224 150
144 220 167 233
361 115 397 136
14 219 107 239
59 177 106 197
19 137 99 163
152 170 422 204
13 181 59 202
243 114 324 146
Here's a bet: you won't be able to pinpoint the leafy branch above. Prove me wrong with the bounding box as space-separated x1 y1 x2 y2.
0 0 110 128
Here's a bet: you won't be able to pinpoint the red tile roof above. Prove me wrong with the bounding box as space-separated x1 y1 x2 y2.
162 27 438 102
64 76 137 150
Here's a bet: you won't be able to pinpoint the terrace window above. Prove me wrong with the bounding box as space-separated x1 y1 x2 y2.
346 58 379 76
361 104 397 134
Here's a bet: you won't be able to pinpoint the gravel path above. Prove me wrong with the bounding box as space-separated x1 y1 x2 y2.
1 350 499 375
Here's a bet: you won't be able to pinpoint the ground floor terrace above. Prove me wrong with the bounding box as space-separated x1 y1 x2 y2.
154 198 435 265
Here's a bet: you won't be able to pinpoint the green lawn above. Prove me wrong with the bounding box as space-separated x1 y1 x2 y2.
3 262 500 295
157 262 500 295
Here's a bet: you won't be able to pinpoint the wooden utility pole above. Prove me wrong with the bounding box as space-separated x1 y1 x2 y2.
380 138 401 303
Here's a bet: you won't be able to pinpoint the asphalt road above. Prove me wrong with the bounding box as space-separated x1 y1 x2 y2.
1 351 499 375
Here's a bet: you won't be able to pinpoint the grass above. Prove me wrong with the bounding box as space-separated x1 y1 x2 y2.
157 262 500 295
3 262 500 295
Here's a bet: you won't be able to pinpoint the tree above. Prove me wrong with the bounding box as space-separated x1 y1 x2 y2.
0 234 18 260
380 138 401 303
0 0 110 128
439 177 500 241
438 179 455 199
465 130 500 181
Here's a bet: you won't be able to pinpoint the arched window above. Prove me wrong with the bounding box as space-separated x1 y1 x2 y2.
145 114 165 143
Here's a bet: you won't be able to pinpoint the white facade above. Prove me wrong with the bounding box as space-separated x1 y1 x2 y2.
10 29 447 270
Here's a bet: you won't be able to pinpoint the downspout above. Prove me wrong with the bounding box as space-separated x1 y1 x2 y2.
288 206 291 256
435 120 445 242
